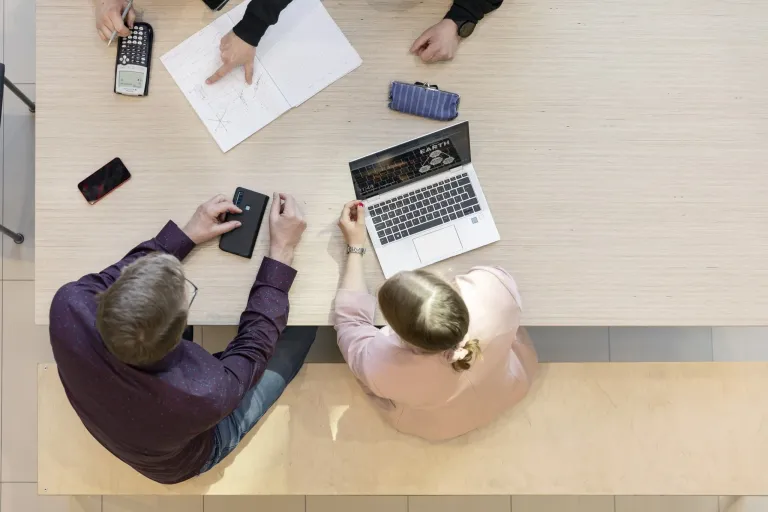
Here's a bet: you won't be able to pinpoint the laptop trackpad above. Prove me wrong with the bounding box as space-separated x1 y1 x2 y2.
413 226 463 264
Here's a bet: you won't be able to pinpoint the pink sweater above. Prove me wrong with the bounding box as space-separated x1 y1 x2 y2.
333 266 538 441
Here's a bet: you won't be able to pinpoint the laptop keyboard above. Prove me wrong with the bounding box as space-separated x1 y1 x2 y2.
369 173 481 245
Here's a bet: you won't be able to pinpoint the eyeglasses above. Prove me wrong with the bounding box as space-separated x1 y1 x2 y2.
185 277 199 309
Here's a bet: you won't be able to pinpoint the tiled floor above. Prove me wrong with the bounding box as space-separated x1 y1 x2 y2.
2 2 767 511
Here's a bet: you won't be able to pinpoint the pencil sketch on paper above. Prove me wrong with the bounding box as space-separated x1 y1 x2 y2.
161 0 362 152
199 75 266 134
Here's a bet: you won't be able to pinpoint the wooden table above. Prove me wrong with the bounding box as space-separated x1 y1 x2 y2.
36 0 768 326
38 362 768 495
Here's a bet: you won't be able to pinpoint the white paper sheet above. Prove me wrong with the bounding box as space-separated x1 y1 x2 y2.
161 0 362 152
252 0 364 107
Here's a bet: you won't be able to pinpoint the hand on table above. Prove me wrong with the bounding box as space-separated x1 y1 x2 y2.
94 0 135 42
183 195 242 245
410 19 461 63
206 31 257 85
269 193 307 266
338 200 366 248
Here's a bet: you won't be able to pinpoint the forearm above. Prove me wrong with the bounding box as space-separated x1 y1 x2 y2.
219 257 297 390
333 288 380 388
445 0 503 23
340 252 367 293
233 0 294 47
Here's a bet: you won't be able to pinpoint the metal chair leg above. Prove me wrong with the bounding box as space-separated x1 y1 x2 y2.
0 224 24 244
3 77 35 113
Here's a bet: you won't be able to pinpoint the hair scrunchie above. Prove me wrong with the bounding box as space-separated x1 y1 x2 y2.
451 339 470 362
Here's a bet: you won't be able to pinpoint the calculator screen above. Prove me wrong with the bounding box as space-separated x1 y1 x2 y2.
118 71 144 89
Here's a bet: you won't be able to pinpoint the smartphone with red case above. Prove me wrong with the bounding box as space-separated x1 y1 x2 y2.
78 158 132 205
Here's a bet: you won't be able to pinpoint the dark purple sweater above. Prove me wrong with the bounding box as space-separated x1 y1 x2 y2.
49 221 296 484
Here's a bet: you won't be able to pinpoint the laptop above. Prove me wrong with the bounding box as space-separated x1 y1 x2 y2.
349 121 500 278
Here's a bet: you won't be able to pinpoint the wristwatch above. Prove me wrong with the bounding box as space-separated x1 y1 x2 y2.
347 245 366 256
457 20 477 38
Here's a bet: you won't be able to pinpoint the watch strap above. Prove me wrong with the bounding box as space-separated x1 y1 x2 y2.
457 20 476 38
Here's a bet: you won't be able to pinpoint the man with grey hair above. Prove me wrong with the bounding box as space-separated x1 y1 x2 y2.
49 193 315 484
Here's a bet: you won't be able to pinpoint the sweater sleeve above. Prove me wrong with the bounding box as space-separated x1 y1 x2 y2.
445 0 503 24
332 290 388 394
213 257 297 413
233 0 295 47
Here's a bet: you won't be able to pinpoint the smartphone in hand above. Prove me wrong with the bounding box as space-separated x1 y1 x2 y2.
219 187 270 258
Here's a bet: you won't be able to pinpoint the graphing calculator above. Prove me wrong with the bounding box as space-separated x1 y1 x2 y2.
114 22 153 96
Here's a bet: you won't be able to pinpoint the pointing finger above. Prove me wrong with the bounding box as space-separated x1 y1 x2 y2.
244 60 254 85
206 62 234 85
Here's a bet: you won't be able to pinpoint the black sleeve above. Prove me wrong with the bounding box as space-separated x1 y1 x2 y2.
233 0 295 47
445 0 503 24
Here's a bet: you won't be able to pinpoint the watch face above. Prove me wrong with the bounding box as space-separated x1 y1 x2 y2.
458 21 476 38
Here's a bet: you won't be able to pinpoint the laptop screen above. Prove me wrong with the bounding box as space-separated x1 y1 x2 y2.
349 121 471 200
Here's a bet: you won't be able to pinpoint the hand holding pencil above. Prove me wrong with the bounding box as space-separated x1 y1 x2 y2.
94 0 136 44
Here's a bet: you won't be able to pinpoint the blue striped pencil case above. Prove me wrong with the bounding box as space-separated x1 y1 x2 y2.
388 81 460 121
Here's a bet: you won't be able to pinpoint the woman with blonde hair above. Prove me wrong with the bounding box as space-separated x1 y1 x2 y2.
333 201 539 440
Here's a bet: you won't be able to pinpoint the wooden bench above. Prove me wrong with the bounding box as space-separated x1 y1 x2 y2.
38 362 768 496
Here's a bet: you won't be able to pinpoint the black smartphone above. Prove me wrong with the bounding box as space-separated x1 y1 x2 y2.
219 187 270 258
202 0 229 11
78 158 131 205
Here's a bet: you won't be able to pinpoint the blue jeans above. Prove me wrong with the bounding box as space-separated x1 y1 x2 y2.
199 326 317 473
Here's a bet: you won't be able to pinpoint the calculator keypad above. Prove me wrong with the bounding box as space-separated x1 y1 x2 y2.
118 25 149 66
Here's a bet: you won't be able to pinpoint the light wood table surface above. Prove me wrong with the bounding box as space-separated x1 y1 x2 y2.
39 362 768 495
36 0 768 325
